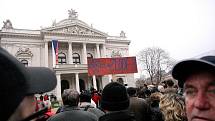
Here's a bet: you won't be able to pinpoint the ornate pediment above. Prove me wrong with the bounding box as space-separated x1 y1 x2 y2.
43 24 107 37
42 9 107 37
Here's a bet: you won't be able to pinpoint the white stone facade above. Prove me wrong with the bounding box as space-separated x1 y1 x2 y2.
0 9 135 100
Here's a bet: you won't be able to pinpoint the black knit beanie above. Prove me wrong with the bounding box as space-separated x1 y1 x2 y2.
101 82 129 111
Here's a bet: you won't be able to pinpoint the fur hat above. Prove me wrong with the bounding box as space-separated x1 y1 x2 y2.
101 82 129 111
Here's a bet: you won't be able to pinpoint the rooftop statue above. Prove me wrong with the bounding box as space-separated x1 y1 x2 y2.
68 9 78 19
2 19 13 29
120 31 126 38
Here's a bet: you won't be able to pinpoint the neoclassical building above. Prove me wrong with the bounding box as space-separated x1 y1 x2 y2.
0 9 135 100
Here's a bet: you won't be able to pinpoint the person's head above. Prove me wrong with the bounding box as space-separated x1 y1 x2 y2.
150 92 163 107
80 90 91 103
172 56 215 121
127 87 137 97
101 82 129 112
0 47 57 121
144 84 148 89
158 85 165 93
40 95 44 101
144 89 151 98
159 94 186 121
166 79 174 87
62 89 79 106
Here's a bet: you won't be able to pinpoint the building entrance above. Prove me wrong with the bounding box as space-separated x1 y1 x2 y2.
61 80 69 94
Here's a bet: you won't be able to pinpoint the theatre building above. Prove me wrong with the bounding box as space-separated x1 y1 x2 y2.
0 9 135 99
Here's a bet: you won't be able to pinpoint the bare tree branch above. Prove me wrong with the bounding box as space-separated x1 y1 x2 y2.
137 47 176 84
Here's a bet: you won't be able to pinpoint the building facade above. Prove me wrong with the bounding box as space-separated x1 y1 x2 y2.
0 9 135 100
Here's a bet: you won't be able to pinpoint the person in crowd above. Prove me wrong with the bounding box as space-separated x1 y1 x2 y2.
36 95 45 112
144 89 152 104
172 56 215 121
127 87 151 121
159 93 187 121
91 88 101 108
161 81 167 89
36 101 55 121
50 95 60 109
44 94 49 101
143 84 148 90
0 47 57 121
149 92 162 109
99 82 135 121
149 92 163 121
163 79 177 94
47 89 97 121
157 85 165 93
79 90 105 118
136 88 146 99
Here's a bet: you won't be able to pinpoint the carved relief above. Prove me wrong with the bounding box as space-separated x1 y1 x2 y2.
111 50 122 57
15 47 33 57
50 25 103 36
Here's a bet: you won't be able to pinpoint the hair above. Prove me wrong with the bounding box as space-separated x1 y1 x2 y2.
62 89 79 106
39 95 43 101
159 94 186 121
144 89 151 97
127 87 137 97
166 79 174 87
150 92 163 108
79 90 91 102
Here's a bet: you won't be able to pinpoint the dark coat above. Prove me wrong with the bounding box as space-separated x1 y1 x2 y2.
80 102 105 118
128 97 151 121
47 106 97 121
99 111 135 121
150 107 164 121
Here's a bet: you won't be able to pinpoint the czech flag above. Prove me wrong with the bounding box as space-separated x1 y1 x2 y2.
52 40 58 67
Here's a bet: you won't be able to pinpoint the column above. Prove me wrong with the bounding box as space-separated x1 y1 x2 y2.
56 74 62 101
96 44 101 58
101 44 106 58
75 73 80 93
92 75 97 90
108 74 112 82
82 43 87 64
68 42 73 64
44 42 48 67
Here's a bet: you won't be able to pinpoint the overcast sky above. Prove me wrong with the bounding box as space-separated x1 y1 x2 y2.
1 0 215 61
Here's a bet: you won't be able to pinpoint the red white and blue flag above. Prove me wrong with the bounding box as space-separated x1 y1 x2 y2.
52 40 58 67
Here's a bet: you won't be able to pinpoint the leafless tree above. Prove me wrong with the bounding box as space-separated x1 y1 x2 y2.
137 47 176 84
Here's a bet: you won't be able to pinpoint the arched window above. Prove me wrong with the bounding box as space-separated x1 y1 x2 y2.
73 53 80 64
21 59 28 67
58 53 67 64
87 53 93 59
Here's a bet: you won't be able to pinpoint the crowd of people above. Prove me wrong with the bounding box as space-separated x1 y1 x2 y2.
1 46 215 121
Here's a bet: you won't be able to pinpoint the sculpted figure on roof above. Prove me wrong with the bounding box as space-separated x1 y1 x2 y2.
68 9 78 19
2 19 13 29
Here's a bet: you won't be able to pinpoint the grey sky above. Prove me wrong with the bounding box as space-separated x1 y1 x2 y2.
1 0 215 61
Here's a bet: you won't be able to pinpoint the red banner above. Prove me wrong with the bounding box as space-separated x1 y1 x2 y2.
87 57 138 76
